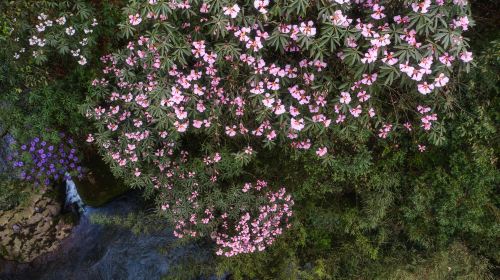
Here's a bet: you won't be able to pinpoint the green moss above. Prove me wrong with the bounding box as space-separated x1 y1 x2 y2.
74 154 129 207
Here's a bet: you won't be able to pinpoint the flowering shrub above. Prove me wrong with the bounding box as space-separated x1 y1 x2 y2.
8 133 83 186
165 178 293 257
4 0 99 65
83 0 474 255
212 183 293 257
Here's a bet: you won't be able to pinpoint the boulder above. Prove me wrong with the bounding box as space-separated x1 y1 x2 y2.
0 187 75 262
27 213 43 225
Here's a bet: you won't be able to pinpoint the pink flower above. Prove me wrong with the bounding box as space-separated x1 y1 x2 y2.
361 73 377 85
350 105 362 117
412 0 431 14
86 134 94 143
331 10 351 27
417 82 434 95
316 147 328 157
175 121 189 132
242 183 252 192
371 4 386 20
129 14 142 26
357 91 370 102
134 168 141 177
336 114 346 123
439 53 455 67
299 21 316 37
459 51 473 63
382 51 398 65
262 93 275 108
452 16 470 31
254 0 269 13
434 73 449 88
339 92 351 104
223 4 240 18
290 118 305 131
418 144 426 152
368 108 376 117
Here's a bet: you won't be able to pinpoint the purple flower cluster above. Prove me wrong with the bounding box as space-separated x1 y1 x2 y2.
8 133 84 186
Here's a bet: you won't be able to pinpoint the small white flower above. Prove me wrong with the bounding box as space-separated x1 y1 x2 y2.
13 53 20 59
37 38 46 47
38 13 48 21
35 23 46 32
71 49 81 57
29 36 39 46
92 18 98 27
56 16 66 25
65 26 75 36
84 28 93 34
78 56 87 65
45 20 53 27
80 38 88 46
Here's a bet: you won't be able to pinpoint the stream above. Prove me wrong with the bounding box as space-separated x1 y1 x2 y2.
0 182 215 280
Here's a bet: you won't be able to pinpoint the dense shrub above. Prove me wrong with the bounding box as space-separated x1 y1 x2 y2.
80 0 477 254
0 0 498 278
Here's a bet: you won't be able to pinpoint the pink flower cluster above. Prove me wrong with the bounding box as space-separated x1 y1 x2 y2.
417 105 438 131
213 182 293 257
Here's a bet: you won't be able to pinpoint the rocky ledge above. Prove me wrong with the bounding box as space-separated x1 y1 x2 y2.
0 189 74 263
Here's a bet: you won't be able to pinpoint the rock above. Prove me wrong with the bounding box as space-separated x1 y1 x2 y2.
12 238 22 256
0 187 76 262
0 230 12 246
27 213 43 225
46 204 60 216
12 224 21 233
35 221 51 235
0 212 13 228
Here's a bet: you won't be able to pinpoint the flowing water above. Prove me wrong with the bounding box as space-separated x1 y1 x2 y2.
0 184 215 280
64 179 85 212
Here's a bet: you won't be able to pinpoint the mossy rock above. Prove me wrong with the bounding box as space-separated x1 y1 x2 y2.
74 154 129 207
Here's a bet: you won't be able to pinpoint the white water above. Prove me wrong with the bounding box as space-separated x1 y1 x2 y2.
65 179 85 212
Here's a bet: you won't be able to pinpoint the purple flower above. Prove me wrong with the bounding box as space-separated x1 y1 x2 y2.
8 134 85 186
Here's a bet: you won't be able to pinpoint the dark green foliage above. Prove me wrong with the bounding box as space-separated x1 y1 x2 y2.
74 152 129 207
0 176 31 211
90 209 166 236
